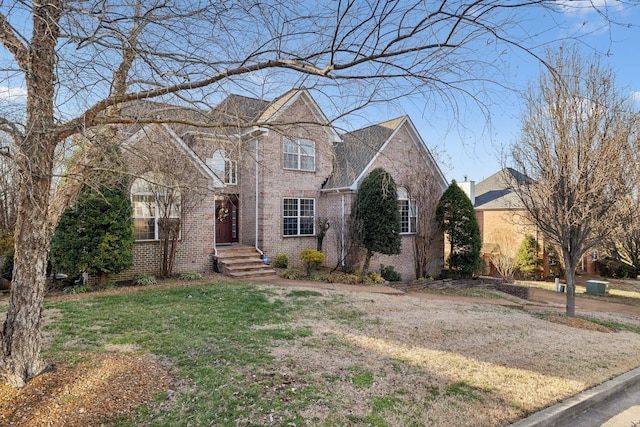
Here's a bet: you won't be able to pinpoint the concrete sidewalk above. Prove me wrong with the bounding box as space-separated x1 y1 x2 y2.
509 367 640 427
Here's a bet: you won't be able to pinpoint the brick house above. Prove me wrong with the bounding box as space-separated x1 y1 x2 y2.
461 168 558 278
116 88 446 281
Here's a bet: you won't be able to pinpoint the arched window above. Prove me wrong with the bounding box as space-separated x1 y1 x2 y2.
397 187 417 234
206 150 237 184
131 174 181 241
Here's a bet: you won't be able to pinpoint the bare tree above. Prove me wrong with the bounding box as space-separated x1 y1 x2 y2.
0 0 633 387
489 234 519 281
404 172 443 279
602 191 640 272
511 46 639 317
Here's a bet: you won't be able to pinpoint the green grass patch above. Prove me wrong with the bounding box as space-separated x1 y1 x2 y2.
44 282 318 426
444 380 486 402
371 395 402 412
580 317 640 334
350 366 375 388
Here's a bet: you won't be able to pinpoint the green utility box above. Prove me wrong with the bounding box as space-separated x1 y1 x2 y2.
585 280 608 295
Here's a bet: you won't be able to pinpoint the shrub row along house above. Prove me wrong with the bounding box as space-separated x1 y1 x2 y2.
111 88 446 282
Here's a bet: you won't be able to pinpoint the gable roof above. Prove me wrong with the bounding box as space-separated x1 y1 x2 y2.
257 88 342 143
323 116 446 191
210 94 271 123
474 167 528 210
122 123 224 188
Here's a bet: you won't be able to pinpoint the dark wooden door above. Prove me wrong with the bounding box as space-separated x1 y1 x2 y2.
215 196 238 244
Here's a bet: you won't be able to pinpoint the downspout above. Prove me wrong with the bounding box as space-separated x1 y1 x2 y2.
212 190 219 273
341 193 345 266
255 137 264 257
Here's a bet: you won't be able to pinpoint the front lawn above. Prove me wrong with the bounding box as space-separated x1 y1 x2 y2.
2 279 640 426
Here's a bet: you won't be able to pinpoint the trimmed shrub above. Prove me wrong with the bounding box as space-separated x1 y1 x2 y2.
368 272 385 284
279 268 303 280
380 264 402 282
299 249 325 276
515 235 539 279
180 272 203 281
134 274 157 286
273 253 289 269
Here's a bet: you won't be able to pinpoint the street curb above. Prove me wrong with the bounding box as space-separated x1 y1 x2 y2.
508 366 640 427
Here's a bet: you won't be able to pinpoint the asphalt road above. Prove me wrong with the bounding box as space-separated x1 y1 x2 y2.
562 380 640 427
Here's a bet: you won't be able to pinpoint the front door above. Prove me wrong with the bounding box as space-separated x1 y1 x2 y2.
215 196 238 244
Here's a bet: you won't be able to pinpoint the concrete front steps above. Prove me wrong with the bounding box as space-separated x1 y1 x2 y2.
215 245 276 278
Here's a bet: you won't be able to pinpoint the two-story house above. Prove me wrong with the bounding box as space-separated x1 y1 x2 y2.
116 88 446 281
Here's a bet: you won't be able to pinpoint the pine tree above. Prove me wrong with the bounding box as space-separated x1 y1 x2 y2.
515 235 539 279
436 180 482 277
51 182 134 287
352 168 401 273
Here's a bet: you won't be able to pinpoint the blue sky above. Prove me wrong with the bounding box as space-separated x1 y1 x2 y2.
406 3 640 184
0 2 638 186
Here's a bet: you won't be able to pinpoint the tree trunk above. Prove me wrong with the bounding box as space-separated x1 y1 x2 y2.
564 253 577 317
1 0 62 387
1 179 53 387
362 249 373 275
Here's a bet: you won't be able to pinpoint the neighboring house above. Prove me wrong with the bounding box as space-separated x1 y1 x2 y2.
460 168 552 277
113 88 446 281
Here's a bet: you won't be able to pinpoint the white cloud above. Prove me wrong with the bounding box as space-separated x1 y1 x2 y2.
0 86 27 102
631 91 640 103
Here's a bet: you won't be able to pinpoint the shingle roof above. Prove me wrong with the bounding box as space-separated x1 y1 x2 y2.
474 167 528 210
209 94 271 124
323 118 403 189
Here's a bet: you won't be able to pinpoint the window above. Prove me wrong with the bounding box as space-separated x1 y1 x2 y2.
207 150 237 184
283 137 315 171
398 187 417 234
131 177 181 241
283 198 315 236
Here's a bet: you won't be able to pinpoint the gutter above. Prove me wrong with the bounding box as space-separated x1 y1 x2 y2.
254 137 264 257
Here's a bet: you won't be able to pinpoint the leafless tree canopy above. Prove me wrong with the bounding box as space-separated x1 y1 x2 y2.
0 0 636 388
511 45 640 316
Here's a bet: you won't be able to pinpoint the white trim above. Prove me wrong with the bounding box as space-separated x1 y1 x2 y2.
261 89 342 144
161 124 224 188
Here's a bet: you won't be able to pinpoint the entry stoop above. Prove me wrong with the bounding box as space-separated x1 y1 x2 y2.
215 245 277 278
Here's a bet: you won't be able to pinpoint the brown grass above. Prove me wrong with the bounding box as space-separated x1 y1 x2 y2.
266 285 640 426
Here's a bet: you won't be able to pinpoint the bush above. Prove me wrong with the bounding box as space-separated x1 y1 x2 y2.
515 235 539 279
134 274 157 286
299 249 324 276
368 271 385 284
595 258 638 279
180 272 203 281
279 268 303 280
1 248 14 281
273 253 289 269
380 264 402 282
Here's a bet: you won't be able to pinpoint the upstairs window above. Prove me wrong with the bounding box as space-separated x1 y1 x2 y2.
398 187 417 234
131 176 181 241
283 137 315 171
283 198 315 236
207 150 237 184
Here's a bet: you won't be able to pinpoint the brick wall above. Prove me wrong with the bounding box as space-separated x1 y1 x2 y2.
249 95 336 267
111 125 217 282
477 209 536 258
